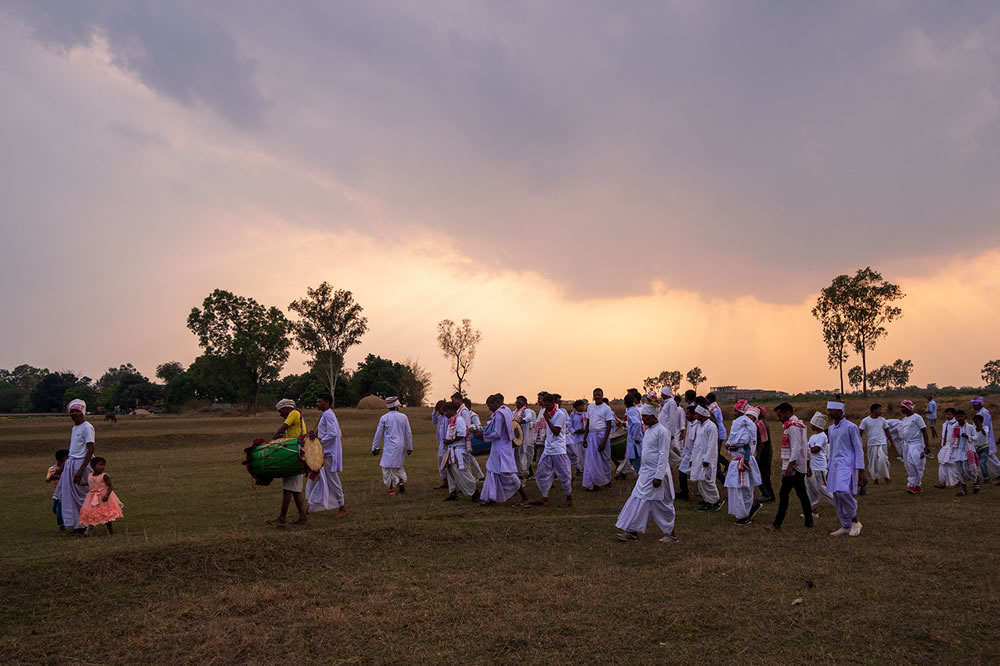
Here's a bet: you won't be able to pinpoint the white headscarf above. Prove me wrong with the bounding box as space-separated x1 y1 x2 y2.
744 406 761 420
810 412 828 429
639 404 657 417
385 396 401 409
660 386 674 399
275 399 296 411
695 405 711 418
67 399 86 414
826 401 845 411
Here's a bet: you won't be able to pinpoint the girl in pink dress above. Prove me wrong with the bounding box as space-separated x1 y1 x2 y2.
78 457 124 535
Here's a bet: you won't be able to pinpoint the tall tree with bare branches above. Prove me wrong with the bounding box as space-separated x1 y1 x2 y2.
436 319 481 396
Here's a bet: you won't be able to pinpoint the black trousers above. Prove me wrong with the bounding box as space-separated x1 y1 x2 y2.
716 440 728 483
772 471 812 528
677 470 689 499
757 440 774 500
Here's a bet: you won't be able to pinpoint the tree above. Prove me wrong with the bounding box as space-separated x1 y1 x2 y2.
847 365 864 392
288 282 368 404
350 354 407 401
187 289 291 414
812 274 852 395
643 370 682 394
890 359 914 389
686 367 706 392
155 361 185 384
95 363 162 411
436 319 481 396
401 359 432 407
0 364 49 412
867 366 893 392
842 268 904 396
982 360 1000 388
30 372 87 413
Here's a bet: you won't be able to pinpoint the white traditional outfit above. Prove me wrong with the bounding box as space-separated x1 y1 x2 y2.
688 409 720 506
972 399 1000 480
616 406 675 538
480 404 522 503
678 408 697 480
432 410 448 482
616 404 643 478
805 412 834 510
513 404 536 478
567 409 587 474
371 398 413 491
859 414 891 482
306 407 345 512
535 408 572 500
56 400 93 529
445 415 478 498
656 389 680 467
898 405 927 490
458 403 486 480
938 415 958 486
724 409 762 520
826 405 865 534
583 401 615 489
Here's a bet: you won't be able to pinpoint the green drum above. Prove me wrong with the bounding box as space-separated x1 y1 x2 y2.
244 438 304 485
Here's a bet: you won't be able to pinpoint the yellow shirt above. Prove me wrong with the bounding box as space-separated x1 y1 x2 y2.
283 410 307 439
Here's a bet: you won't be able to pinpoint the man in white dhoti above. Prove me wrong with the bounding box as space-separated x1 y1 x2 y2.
306 393 347 517
432 401 450 489
582 388 615 490
946 410 973 496
935 408 957 489
690 405 724 512
971 397 1000 484
56 399 94 535
480 394 531 506
371 397 413 494
724 406 763 525
442 402 480 502
677 402 697 498
615 394 642 480
453 393 486 481
512 395 536 479
655 388 680 468
859 404 894 484
567 399 588 476
528 393 573 507
615 404 677 543
805 412 834 519
899 400 929 494
825 401 866 537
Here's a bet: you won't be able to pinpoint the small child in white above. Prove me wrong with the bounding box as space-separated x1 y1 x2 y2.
805 412 834 520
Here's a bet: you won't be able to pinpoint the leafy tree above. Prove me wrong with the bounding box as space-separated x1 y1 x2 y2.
400 359 432 407
847 365 864 392
96 363 162 411
155 361 185 383
643 370 682 394
436 319 481 396
867 366 893 392
686 367 706 392
982 360 1000 387
890 359 914 389
288 283 368 403
0 365 48 412
30 372 85 413
842 268 904 395
63 385 97 410
187 289 291 413
812 274 852 395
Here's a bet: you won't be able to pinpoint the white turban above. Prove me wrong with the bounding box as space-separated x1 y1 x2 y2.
826 401 845 411
385 396 401 409
639 404 657 417
744 406 760 420
660 386 673 398
67 399 86 414
810 412 828 429
275 399 296 411
695 405 711 418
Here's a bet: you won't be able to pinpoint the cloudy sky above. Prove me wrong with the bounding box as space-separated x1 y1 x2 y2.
1 1 998 399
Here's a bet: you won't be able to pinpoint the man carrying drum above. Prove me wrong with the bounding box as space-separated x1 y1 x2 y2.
266 398 308 527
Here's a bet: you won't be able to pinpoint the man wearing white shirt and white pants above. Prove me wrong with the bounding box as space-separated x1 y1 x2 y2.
372 397 413 494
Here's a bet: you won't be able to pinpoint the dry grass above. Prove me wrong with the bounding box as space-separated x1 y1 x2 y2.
1 397 998 664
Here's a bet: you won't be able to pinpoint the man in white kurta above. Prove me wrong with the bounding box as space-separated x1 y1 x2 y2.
805 412 834 517
432 401 449 488
453 392 486 481
583 389 615 490
616 395 643 479
825 401 866 537
899 400 929 493
306 393 347 516
56 399 95 534
512 395 536 479
480 394 531 505
935 408 957 488
689 406 723 511
371 397 413 494
971 397 1000 482
656 388 679 465
442 403 480 501
530 393 573 506
616 404 677 543
859 404 893 484
724 406 763 524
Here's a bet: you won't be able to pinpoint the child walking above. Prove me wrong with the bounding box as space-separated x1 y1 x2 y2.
46 449 69 531
78 457 124 536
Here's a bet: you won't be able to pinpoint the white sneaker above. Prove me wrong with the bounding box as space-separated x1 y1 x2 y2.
658 534 679 544
800 512 820 519
849 521 863 537
829 527 849 536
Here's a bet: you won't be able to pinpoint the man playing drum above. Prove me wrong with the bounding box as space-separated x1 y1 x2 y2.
266 398 308 527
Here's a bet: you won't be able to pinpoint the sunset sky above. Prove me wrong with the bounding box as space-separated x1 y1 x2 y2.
1 1 998 400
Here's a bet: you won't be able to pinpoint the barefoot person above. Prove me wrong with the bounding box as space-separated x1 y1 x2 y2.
765 403 812 532
371 396 413 495
56 399 95 536
306 393 347 517
724 405 763 525
480 394 531 506
615 404 678 543
582 388 615 490
859 404 893 484
690 404 724 512
826 401 867 537
267 399 309 526
530 393 573 507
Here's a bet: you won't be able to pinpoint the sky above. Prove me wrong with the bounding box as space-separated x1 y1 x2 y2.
1 1 998 400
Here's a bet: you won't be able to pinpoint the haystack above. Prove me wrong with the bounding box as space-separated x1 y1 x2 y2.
357 395 386 410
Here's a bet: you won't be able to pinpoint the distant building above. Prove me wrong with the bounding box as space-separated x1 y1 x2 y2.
709 385 790 402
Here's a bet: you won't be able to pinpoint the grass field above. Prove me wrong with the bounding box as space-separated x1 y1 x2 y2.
2 396 998 664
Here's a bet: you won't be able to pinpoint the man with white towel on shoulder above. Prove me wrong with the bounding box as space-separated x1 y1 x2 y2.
615 404 677 543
